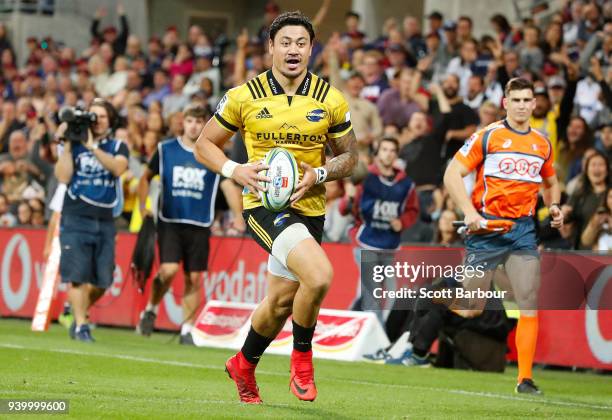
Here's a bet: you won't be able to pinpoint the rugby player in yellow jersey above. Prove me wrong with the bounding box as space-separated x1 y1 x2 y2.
195 11 357 404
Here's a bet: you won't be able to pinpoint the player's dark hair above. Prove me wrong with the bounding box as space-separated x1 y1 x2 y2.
504 77 534 97
183 104 209 120
269 11 315 44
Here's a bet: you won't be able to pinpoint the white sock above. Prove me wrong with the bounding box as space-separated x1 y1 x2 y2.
145 303 159 314
181 323 193 335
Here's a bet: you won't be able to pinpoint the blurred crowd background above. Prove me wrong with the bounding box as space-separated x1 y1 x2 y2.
0 0 610 251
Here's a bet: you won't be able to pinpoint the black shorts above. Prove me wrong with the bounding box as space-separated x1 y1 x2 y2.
243 206 324 254
157 219 210 272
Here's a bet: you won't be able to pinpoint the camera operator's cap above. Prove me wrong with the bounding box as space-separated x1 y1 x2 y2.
443 20 457 31
428 11 443 21
547 75 566 89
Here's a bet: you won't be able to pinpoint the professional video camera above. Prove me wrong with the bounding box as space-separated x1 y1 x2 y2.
59 106 97 143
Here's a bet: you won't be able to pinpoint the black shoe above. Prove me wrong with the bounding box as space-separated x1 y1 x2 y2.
69 321 76 340
179 332 194 346
75 324 95 343
136 310 157 336
515 378 543 395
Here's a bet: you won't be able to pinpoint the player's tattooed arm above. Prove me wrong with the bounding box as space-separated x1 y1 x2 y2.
325 129 358 181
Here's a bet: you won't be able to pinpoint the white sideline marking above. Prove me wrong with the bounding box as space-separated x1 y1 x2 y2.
1 343 610 412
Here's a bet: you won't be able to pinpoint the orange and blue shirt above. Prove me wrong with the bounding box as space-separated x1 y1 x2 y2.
454 119 556 219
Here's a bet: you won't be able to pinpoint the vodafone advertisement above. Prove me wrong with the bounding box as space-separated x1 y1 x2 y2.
0 228 610 369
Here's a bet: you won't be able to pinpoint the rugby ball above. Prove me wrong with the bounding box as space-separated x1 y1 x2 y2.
260 147 299 211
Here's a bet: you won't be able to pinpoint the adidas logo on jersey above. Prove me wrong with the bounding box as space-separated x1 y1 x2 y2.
256 107 273 119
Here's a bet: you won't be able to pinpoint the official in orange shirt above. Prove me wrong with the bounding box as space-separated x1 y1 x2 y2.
444 78 564 395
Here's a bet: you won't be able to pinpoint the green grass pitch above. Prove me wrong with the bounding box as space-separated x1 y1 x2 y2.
1 319 610 419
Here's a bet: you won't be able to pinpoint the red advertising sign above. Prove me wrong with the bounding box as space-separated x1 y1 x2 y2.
0 228 610 369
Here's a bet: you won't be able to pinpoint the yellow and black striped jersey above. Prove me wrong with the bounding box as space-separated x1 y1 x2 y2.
214 70 352 216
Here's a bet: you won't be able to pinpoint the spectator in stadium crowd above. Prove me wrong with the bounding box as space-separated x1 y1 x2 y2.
565 151 610 249
442 20 460 56
433 208 463 247
168 43 194 79
330 68 382 154
398 84 451 219
342 11 366 51
143 69 171 109
402 16 427 61
595 122 612 162
90 3 129 57
427 11 445 41
519 25 545 74
0 130 45 201
377 67 424 128
456 16 474 44
563 0 585 46
447 38 487 98
0 23 13 59
360 50 390 103
566 147 599 196
557 116 594 183
183 53 221 104
17 200 32 226
384 43 413 81
580 186 612 250
0 101 25 153
477 101 501 129
0 192 16 227
427 74 479 162
464 75 488 110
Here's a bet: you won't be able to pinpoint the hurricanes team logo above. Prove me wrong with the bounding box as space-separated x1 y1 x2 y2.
274 213 290 227
306 109 327 122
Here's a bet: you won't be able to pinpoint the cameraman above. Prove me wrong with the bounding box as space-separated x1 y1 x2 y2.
54 98 129 342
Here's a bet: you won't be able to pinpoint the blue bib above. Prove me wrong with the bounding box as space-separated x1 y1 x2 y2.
159 138 219 227
67 138 123 209
357 173 414 250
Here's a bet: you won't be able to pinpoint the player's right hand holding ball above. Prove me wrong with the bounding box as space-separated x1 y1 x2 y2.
231 161 270 195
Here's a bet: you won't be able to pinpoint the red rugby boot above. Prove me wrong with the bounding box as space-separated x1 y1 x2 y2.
224 352 262 404
289 349 317 401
